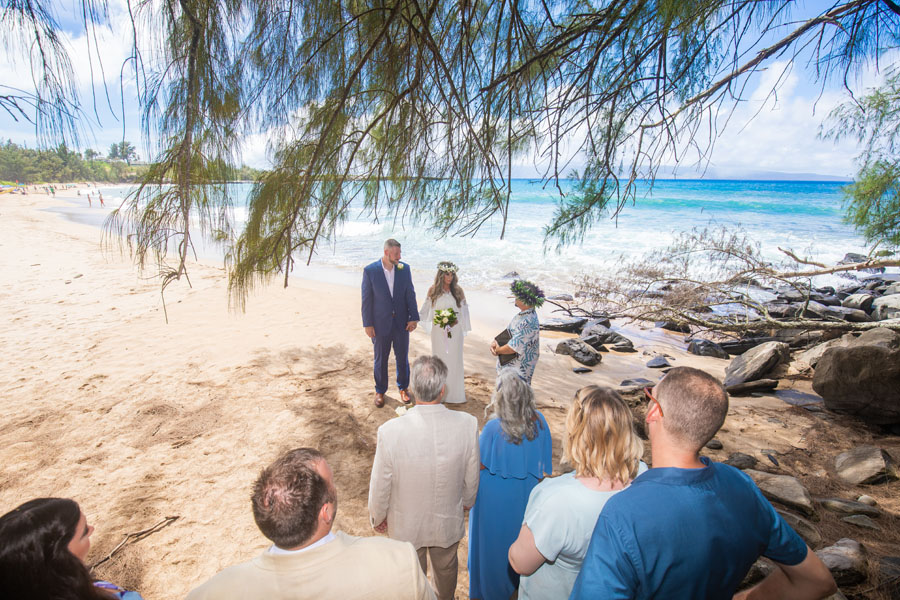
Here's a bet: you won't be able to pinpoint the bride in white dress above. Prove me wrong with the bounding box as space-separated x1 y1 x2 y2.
419 261 471 403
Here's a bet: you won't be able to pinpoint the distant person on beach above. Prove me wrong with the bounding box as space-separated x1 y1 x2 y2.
368 355 479 600
490 279 544 385
361 238 419 408
509 386 647 599
468 371 552 600
99 192 105 207
570 367 837 600
418 261 471 403
188 447 435 600
87 193 92 207
0 497 144 599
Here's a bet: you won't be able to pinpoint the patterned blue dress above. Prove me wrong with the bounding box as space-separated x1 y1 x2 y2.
467 413 552 600
499 308 540 384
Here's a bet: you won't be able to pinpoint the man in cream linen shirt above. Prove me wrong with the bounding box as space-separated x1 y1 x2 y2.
187 447 435 600
368 355 480 600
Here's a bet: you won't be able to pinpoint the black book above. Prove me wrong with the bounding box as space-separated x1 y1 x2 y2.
494 329 518 366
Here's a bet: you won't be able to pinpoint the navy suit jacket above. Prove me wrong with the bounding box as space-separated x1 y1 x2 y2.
361 260 420 337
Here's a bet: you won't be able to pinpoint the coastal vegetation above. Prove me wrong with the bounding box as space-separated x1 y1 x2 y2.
0 141 262 184
3 0 899 313
0 141 144 183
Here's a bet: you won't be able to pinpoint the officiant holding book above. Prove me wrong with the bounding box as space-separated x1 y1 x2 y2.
362 239 420 408
490 279 544 385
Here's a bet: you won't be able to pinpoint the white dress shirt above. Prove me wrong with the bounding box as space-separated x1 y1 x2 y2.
382 263 395 297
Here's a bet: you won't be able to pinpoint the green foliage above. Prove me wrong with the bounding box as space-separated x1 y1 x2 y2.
827 70 900 250
843 161 900 250
0 140 145 183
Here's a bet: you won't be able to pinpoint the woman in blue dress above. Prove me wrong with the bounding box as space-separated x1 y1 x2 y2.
490 279 544 385
0 497 144 599
468 370 552 599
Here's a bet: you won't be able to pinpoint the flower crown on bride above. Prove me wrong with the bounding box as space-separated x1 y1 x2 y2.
437 261 459 274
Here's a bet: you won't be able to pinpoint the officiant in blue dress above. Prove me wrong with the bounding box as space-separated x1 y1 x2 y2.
362 239 420 408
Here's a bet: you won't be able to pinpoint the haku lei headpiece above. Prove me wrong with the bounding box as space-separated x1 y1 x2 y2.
437 261 458 274
510 279 545 308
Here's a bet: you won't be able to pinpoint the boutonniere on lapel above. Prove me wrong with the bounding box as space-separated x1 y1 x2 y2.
397 263 405 270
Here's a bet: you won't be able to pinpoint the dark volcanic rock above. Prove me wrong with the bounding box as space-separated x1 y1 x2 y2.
555 339 602 366
686 339 730 359
796 339 844 369
773 329 826 349
842 293 875 312
705 439 723 450
580 317 612 332
842 515 881 530
541 317 588 333
655 321 691 333
818 294 842 307
726 379 779 396
744 469 815 516
851 327 900 349
723 342 790 387
502 271 519 279
548 293 574 302
719 336 777 355
834 446 899 485
776 509 822 547
825 305 873 322
817 538 868 586
820 498 882 518
620 378 654 388
839 252 885 273
581 324 635 352
724 452 758 470
872 295 900 320
813 346 900 424
646 356 670 368
764 303 801 319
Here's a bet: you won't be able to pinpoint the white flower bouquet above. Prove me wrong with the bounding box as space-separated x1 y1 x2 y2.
433 307 459 338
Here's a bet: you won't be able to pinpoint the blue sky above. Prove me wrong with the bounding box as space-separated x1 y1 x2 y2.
0 0 890 178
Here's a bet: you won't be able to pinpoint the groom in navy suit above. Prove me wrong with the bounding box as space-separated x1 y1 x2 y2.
362 239 419 407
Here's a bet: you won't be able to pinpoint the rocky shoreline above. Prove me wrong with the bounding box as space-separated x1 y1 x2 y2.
539 269 900 598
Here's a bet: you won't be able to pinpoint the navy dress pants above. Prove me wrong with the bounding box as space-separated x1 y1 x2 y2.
372 324 410 394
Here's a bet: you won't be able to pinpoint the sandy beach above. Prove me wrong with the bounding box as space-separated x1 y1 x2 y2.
3 188 899 599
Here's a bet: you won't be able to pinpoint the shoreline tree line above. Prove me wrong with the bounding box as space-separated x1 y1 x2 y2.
0 140 262 185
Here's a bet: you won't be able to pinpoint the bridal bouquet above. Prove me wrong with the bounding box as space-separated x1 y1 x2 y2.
433 308 458 338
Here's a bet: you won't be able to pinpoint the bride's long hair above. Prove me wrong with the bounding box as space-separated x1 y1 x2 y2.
427 268 465 307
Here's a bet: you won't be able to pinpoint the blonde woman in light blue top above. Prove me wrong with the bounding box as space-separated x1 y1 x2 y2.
508 386 647 599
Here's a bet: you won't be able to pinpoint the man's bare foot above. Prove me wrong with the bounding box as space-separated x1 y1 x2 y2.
374 392 385 408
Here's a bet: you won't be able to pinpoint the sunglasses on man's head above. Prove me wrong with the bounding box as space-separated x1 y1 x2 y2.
644 387 663 416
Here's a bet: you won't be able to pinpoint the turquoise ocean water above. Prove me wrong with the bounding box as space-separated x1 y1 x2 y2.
87 179 876 296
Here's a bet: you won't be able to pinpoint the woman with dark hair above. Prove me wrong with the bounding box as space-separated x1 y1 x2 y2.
419 261 471 403
467 371 552 599
0 498 143 600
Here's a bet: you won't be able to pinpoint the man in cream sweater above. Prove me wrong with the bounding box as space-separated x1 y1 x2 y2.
188 447 435 600
368 355 480 600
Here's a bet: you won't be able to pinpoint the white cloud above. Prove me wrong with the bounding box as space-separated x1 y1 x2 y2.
694 60 891 178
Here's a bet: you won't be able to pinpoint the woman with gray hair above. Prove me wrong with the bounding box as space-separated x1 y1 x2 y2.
468 371 552 600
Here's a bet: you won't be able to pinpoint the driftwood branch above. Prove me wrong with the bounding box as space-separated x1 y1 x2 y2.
90 516 180 570
572 227 900 335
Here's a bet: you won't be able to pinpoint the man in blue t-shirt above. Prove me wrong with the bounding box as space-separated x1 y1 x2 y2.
570 367 836 600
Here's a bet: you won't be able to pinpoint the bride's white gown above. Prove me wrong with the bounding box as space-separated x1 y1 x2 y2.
419 292 471 403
